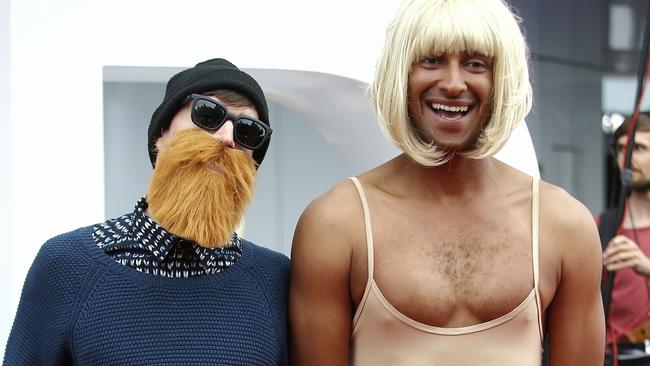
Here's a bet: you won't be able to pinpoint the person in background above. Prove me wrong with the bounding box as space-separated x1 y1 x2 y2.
602 112 650 365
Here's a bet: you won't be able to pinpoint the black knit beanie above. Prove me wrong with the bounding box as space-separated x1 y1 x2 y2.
148 58 270 167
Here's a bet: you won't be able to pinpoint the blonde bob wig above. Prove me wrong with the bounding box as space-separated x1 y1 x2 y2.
371 0 532 166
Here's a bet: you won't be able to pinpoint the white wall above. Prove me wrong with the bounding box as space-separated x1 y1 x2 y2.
3 0 539 357
1 0 11 355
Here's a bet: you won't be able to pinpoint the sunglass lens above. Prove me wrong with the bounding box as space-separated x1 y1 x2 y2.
236 118 267 149
192 99 227 130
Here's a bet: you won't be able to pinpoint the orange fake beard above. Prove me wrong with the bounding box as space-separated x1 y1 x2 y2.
147 129 256 248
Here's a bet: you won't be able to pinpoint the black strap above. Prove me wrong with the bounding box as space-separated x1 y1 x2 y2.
599 209 620 252
599 208 621 321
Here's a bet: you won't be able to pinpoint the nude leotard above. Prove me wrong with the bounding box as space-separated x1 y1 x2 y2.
349 177 543 365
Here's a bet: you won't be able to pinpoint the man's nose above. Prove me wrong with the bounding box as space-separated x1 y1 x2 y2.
439 64 467 96
211 120 236 148
631 153 640 167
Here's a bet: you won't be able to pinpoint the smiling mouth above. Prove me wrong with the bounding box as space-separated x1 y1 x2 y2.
429 103 472 120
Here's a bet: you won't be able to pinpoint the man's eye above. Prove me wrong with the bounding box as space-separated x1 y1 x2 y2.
422 56 441 65
466 59 490 70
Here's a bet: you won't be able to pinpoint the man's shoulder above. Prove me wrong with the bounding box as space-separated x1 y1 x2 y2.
538 180 600 253
20 225 103 306
301 178 363 225
241 240 290 304
39 225 94 261
539 180 594 224
292 177 362 261
27 225 105 281
243 240 290 268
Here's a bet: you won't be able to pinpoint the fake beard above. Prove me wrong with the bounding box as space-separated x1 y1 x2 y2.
147 129 256 248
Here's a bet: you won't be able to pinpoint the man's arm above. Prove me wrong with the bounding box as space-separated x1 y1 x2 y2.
289 183 359 366
545 188 605 365
603 234 650 276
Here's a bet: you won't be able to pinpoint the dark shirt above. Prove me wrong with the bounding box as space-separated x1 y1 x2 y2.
92 198 242 277
3 225 290 365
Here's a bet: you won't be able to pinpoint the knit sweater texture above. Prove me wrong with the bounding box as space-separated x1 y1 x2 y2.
3 225 290 365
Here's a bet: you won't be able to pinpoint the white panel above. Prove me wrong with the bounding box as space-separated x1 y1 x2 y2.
609 4 635 51
602 75 650 114
495 121 540 178
102 82 161 219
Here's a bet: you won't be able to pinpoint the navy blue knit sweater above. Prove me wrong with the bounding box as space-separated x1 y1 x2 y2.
3 225 290 365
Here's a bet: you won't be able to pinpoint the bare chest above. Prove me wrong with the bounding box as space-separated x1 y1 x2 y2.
352 201 536 327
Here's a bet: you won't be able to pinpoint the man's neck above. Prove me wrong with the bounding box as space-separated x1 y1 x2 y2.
395 154 501 202
624 190 650 229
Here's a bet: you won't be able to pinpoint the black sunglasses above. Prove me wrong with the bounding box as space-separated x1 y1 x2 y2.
185 94 272 150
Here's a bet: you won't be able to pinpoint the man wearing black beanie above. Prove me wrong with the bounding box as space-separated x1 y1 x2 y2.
4 58 289 365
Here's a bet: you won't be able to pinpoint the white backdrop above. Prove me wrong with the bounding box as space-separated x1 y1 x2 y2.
1 0 539 357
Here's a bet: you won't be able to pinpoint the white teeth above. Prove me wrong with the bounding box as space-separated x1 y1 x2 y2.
430 103 469 113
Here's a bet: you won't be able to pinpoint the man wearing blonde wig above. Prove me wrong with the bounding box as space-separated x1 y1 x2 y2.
4 58 289 365
289 0 605 365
